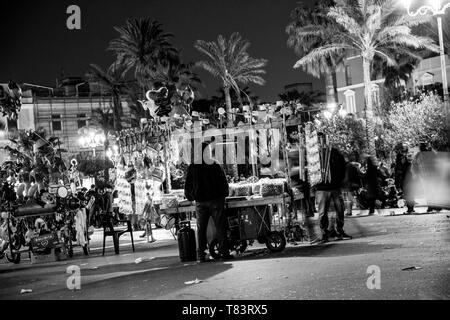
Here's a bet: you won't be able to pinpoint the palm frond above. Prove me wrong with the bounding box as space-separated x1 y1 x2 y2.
293 44 353 69
195 32 267 89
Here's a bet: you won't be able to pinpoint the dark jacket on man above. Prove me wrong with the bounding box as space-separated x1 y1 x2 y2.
365 157 381 199
315 148 347 191
184 162 229 202
342 162 362 191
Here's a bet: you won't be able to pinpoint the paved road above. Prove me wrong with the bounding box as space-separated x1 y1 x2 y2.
0 208 449 300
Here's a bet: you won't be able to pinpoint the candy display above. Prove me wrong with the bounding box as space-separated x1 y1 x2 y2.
161 194 179 209
115 164 134 215
305 123 322 186
259 178 285 197
231 183 253 197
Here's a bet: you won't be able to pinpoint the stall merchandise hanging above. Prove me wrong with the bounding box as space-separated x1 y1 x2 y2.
305 123 322 186
115 164 133 215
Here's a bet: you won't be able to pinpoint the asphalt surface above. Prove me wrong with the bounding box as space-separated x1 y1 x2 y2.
0 208 449 300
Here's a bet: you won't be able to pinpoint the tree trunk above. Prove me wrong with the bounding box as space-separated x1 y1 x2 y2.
224 85 233 127
363 57 377 157
325 70 338 105
113 93 121 131
223 84 238 179
104 138 110 183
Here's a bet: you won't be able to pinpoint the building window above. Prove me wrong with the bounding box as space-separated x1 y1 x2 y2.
344 90 356 114
52 114 62 132
77 120 86 129
77 113 87 129
345 65 352 86
372 84 380 109
420 72 434 86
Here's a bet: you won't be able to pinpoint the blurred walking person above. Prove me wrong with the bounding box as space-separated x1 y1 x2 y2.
364 155 382 215
402 152 416 214
342 156 362 217
412 143 441 213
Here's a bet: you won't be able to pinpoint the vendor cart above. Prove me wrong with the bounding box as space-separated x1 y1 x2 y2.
159 194 292 259
208 195 288 259
1 189 89 264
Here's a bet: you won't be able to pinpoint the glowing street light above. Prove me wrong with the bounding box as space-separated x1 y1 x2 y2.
78 126 106 157
323 110 333 119
327 102 337 111
338 106 348 117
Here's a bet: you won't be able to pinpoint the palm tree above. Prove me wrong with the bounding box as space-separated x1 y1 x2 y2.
86 63 127 131
194 32 268 127
372 53 418 114
286 0 344 105
420 10 450 59
89 107 116 181
149 58 202 92
108 18 178 90
292 0 438 156
279 89 325 106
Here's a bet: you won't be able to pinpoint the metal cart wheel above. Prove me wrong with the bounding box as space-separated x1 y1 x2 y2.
209 238 247 259
208 239 221 259
6 238 21 264
234 240 248 255
6 251 21 264
265 231 286 253
67 241 74 258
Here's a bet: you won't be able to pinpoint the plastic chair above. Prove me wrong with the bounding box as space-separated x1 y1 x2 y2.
101 215 135 255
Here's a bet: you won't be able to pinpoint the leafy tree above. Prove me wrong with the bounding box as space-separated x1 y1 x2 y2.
75 152 114 180
419 10 450 58
286 0 344 105
314 113 367 160
86 63 128 131
108 18 178 90
384 91 447 151
291 0 438 156
195 32 267 127
278 89 325 106
148 58 202 94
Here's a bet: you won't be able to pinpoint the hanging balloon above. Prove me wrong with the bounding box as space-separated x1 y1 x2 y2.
146 87 169 100
171 169 184 180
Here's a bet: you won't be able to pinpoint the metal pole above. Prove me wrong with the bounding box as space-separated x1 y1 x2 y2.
437 15 450 144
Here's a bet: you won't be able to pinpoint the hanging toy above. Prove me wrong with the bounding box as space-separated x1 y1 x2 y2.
69 158 81 194
0 81 22 119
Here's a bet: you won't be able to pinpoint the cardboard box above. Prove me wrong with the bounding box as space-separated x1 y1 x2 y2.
29 246 67 264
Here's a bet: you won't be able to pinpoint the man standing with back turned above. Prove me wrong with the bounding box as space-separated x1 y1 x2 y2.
185 142 231 262
315 144 353 243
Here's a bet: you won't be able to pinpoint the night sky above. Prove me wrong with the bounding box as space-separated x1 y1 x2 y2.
0 0 324 101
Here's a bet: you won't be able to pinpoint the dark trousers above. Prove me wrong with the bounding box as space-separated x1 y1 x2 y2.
316 190 345 235
368 197 376 214
196 197 229 256
406 201 415 212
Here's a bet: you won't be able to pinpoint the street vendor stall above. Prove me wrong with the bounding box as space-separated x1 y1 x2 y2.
0 130 89 264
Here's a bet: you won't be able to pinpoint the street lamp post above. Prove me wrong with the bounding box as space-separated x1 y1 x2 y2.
404 0 450 144
78 126 106 161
